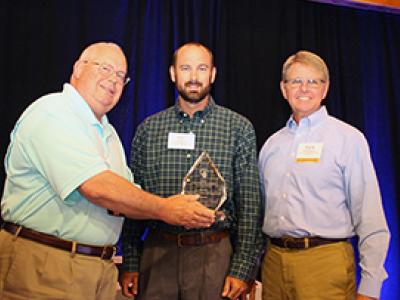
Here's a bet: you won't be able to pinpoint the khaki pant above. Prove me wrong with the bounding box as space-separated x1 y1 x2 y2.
0 229 117 300
262 241 356 300
137 230 232 300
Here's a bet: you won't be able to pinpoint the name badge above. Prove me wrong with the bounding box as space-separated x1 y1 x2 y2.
168 132 196 150
296 143 323 163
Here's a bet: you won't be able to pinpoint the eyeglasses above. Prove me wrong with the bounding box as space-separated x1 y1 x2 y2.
83 60 130 86
284 77 326 89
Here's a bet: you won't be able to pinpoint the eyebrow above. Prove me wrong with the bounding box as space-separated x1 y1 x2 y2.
179 63 210 68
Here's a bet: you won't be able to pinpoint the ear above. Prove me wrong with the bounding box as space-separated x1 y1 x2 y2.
72 60 84 80
280 81 288 100
210 66 217 84
169 65 176 83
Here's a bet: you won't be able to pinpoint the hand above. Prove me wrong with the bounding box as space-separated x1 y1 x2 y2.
163 194 215 228
242 281 257 300
221 276 250 300
356 294 378 300
121 271 139 298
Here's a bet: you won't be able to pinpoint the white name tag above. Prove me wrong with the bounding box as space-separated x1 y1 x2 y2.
296 143 323 163
168 132 196 150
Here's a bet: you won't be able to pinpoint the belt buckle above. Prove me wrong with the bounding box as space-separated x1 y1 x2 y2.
282 236 295 248
177 233 184 247
177 232 204 247
101 246 116 259
194 232 205 246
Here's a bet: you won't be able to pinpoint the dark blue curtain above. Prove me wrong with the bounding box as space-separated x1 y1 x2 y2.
0 0 398 298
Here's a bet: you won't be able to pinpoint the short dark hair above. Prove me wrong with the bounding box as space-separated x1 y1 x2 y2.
171 42 214 67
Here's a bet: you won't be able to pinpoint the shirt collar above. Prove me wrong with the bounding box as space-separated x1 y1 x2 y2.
174 96 216 119
286 105 328 130
63 83 111 133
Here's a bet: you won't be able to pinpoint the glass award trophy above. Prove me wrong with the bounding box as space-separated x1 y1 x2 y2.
181 151 227 216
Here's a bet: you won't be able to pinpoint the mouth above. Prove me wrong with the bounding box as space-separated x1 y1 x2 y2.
100 84 116 96
186 86 201 94
185 81 202 89
187 88 200 93
297 96 311 101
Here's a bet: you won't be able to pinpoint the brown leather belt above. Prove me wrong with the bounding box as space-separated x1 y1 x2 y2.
270 236 348 249
156 230 229 247
2 222 115 260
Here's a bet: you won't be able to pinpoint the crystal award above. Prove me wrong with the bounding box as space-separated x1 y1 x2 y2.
181 151 227 211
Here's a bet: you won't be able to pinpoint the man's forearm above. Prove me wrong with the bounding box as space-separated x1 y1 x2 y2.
79 170 166 219
79 170 215 228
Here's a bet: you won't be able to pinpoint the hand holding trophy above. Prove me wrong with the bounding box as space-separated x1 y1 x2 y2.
181 151 226 221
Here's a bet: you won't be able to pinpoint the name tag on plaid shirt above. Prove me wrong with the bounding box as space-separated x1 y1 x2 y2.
168 132 196 150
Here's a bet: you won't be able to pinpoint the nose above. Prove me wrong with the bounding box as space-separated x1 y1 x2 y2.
299 81 310 92
190 69 198 81
107 72 119 84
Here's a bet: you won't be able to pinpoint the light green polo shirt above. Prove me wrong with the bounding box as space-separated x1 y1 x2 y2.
1 84 132 245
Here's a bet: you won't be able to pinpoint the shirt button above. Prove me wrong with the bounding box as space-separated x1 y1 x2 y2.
280 216 285 220
286 173 290 177
186 153 191 158
201 119 205 124
282 193 287 199
183 113 188 117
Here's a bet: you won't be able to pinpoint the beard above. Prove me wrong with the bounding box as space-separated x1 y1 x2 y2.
177 80 212 104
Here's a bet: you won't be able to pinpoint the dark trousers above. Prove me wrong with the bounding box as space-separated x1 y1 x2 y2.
137 230 232 300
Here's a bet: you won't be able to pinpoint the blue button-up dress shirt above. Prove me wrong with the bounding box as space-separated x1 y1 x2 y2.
259 105 390 297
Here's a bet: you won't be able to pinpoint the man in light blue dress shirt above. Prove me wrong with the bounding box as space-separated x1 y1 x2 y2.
259 50 390 300
0 42 215 300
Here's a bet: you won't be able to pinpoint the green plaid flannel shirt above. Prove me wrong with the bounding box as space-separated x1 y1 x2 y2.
121 98 263 281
